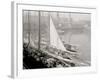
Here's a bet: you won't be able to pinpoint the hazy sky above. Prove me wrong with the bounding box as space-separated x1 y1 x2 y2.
23 10 91 22
71 13 91 22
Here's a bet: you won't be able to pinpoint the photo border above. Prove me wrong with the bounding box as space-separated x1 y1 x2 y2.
11 1 97 78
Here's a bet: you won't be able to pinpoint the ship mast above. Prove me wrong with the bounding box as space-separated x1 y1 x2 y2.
68 12 72 43
27 11 31 48
38 11 41 49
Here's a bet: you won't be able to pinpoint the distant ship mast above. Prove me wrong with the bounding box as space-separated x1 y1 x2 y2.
68 12 72 44
27 11 31 48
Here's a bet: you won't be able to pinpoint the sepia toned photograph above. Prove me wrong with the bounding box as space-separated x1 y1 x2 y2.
23 10 91 69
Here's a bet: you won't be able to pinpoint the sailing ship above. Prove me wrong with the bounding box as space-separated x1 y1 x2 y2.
50 16 66 51
23 12 90 69
50 16 90 66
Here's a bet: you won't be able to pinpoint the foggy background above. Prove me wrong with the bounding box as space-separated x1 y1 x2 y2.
23 10 91 63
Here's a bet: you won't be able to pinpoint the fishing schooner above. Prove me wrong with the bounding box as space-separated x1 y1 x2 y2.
23 12 90 69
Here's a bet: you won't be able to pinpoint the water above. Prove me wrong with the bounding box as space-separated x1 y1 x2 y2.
64 33 91 63
71 33 91 61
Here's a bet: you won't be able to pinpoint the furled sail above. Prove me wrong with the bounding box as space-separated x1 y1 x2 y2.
50 16 66 51
30 34 35 47
24 33 35 47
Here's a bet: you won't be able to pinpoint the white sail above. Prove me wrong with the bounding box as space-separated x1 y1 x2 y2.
30 34 35 47
23 33 35 48
50 17 66 51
